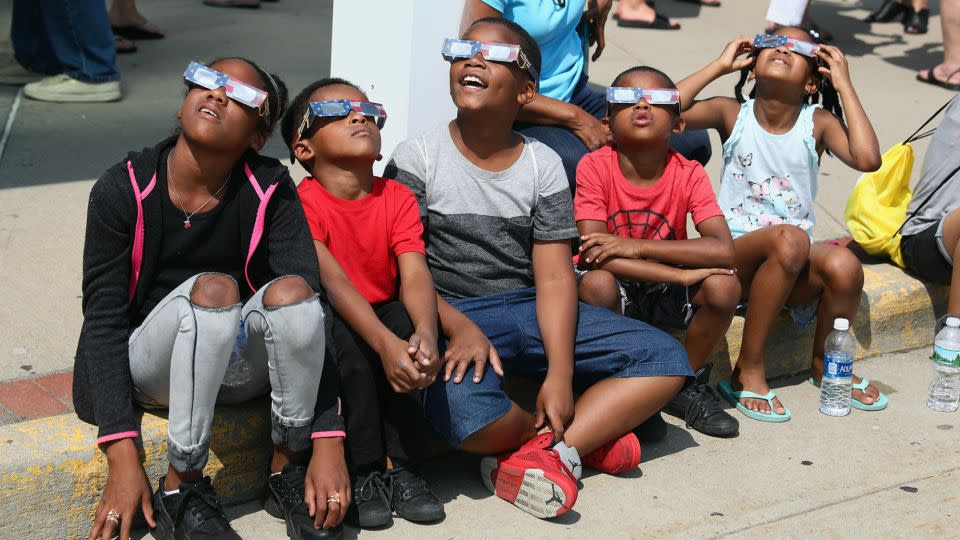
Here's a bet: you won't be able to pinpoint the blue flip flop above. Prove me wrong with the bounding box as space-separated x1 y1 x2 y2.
718 380 791 422
808 377 888 411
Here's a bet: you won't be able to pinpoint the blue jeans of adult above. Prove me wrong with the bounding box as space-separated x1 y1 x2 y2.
11 0 120 83
515 75 712 192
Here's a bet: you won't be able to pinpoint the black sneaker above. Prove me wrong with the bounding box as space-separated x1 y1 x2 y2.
345 470 392 528
151 475 240 540
664 363 739 437
264 464 343 540
384 465 444 523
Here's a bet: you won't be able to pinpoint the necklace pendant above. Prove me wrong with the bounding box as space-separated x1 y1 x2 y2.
183 219 192 230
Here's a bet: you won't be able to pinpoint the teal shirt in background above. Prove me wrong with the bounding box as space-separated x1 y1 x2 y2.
480 0 586 102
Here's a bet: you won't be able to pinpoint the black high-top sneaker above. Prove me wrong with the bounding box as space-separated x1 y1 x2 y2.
151 476 240 540
384 465 444 523
664 363 739 437
264 464 343 540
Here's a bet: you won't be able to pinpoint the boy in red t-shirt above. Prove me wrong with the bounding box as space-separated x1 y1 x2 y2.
575 66 741 438
282 79 444 529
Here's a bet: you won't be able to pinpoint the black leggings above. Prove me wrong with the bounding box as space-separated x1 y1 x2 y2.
331 301 435 470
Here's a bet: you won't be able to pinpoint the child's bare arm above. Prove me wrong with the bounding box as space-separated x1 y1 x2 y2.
815 45 882 172
531 239 577 440
678 37 753 133
577 219 735 285
397 252 440 379
313 240 426 392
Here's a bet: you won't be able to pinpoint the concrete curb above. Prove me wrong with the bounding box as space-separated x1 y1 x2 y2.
0 263 948 539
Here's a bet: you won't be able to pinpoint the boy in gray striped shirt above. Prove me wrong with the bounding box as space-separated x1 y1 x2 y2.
385 17 691 520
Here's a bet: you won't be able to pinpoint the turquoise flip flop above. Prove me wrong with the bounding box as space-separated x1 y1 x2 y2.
718 380 791 422
808 377 888 411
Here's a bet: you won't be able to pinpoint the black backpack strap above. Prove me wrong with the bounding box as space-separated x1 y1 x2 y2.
896 162 960 237
905 96 956 144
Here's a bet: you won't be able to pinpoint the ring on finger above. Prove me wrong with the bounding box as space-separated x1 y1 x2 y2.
105 508 121 524
327 493 342 504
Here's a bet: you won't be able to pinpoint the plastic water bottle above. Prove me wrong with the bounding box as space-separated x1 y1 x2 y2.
819 318 855 417
927 317 960 412
222 321 251 387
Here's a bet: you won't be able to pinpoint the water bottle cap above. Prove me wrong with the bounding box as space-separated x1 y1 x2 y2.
947 317 960 328
833 318 849 331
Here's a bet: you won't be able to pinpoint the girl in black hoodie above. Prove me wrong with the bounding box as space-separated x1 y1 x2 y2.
76 58 348 540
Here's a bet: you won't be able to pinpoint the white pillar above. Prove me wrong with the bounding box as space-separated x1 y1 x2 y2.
330 0 464 174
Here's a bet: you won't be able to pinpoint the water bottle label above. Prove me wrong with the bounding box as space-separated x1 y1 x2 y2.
932 345 960 367
823 352 853 381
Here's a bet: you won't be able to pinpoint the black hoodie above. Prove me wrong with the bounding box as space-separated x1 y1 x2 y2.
74 136 342 442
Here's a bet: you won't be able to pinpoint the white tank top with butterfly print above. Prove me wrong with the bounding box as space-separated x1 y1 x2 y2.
717 99 820 239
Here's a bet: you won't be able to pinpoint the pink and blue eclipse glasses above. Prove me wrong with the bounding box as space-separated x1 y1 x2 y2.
183 60 269 115
293 100 388 143
606 87 681 106
752 34 821 58
441 38 540 85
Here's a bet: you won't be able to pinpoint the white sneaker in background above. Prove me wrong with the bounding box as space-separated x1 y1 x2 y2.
23 74 121 103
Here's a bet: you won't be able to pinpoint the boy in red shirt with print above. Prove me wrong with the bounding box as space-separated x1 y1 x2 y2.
575 66 741 438
282 79 445 530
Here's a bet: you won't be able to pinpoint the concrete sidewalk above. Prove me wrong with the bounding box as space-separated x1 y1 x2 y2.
220 348 959 539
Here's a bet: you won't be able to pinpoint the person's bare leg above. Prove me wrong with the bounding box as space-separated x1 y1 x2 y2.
563 376 684 456
939 209 960 314
109 0 165 35
917 0 960 85
459 403 538 455
912 0 929 11
685 274 741 371
731 226 810 414
616 0 678 26
577 269 622 314
790 244 876 404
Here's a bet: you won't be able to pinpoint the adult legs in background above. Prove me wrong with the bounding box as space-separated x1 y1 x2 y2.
11 0 122 101
109 0 166 39
916 0 960 88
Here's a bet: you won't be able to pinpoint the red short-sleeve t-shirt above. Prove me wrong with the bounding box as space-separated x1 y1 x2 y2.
574 146 723 263
298 177 425 305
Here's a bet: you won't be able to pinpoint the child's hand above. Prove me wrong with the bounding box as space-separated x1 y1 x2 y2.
444 318 504 384
407 331 441 383
379 337 427 392
579 232 642 263
816 45 852 92
680 267 736 286
304 437 351 530
715 36 754 74
535 375 575 441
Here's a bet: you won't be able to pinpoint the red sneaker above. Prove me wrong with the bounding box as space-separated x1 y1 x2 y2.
479 433 578 519
583 432 641 474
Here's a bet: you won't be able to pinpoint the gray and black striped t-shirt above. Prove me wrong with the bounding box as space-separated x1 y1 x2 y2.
385 124 577 299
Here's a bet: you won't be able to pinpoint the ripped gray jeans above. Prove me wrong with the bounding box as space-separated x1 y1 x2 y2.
129 273 325 472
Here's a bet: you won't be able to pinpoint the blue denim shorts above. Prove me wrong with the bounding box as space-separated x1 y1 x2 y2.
422 287 692 447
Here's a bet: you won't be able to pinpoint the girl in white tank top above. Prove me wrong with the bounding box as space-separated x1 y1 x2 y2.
674 29 884 422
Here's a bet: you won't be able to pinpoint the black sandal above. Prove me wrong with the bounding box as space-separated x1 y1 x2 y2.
903 8 929 34
864 0 907 22
617 11 680 30
675 0 721 6
916 66 960 92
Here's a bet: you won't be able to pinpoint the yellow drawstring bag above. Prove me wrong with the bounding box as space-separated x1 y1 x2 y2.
844 97 955 268
844 143 914 268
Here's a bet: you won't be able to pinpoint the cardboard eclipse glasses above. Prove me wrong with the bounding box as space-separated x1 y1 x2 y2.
441 38 540 85
183 60 269 115
293 100 388 144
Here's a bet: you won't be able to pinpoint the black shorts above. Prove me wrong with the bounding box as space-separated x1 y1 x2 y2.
622 281 694 330
902 221 953 284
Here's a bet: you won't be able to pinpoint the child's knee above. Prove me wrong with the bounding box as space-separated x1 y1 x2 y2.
190 273 240 308
263 276 315 308
578 269 621 311
771 225 811 274
822 249 864 294
700 274 741 312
